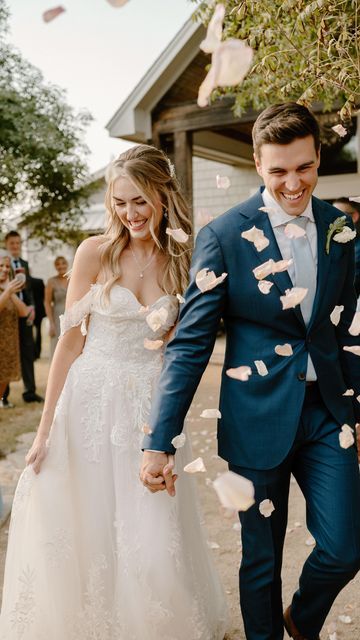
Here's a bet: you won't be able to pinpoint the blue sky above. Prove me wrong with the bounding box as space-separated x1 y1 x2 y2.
8 0 194 172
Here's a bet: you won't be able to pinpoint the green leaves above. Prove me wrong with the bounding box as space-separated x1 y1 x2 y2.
325 215 347 254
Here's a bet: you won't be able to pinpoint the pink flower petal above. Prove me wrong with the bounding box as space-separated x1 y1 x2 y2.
197 64 217 107
226 366 252 381
333 227 356 243
198 39 253 107
142 424 152 435
106 0 130 6
280 287 308 310
253 258 292 280
338 615 352 624
42 6 65 22
184 457 207 474
207 541 220 549
342 389 354 396
259 499 275 518
195 268 227 292
332 124 347 137
272 258 293 273
343 345 360 356
330 305 344 326
349 196 360 203
145 307 168 332
254 360 268 376
166 227 189 243
213 470 255 511
176 293 185 304
143 338 163 350
305 536 316 547
216 174 231 190
241 225 270 252
339 424 354 449
349 311 360 336
284 222 306 239
200 409 222 418
275 343 293 357
258 206 277 214
199 3 225 53
171 433 186 449
258 280 273 295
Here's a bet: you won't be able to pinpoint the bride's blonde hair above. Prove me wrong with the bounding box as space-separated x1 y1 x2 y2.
100 145 192 299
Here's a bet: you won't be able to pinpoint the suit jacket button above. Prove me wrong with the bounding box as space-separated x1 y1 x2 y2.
297 372 306 381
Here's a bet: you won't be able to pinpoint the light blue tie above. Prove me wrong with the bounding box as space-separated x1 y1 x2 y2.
290 216 317 380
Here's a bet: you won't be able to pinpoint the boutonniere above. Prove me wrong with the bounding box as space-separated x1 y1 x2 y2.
325 216 356 254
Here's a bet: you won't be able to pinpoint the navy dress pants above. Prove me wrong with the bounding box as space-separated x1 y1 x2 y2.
230 384 360 640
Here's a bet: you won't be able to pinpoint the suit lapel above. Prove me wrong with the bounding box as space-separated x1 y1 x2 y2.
308 198 333 327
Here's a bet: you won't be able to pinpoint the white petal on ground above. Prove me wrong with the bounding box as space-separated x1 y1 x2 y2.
42 6 66 22
216 174 231 190
226 366 252 381
166 227 189 243
343 345 360 356
241 226 270 252
349 196 360 203
338 615 352 624
213 471 255 511
333 227 357 244
176 294 185 304
195 268 228 292
342 389 354 396
207 541 220 549
348 311 360 336
184 457 207 474
145 307 168 332
275 343 293 357
305 536 316 547
330 305 344 326
200 409 222 418
280 287 308 310
258 280 274 295
171 433 186 449
284 222 306 239
254 360 268 376
332 124 348 137
258 206 277 214
143 338 164 350
329 633 338 640
339 424 355 449
259 499 275 518
142 424 152 435
199 3 225 53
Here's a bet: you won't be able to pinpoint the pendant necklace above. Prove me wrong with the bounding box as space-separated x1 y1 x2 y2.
130 246 158 279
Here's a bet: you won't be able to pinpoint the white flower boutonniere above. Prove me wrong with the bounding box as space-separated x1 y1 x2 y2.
325 216 356 254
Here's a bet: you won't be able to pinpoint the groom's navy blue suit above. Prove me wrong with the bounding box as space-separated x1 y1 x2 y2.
144 189 360 639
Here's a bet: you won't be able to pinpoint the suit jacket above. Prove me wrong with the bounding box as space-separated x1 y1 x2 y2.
144 190 360 470
29 276 46 323
13 257 35 308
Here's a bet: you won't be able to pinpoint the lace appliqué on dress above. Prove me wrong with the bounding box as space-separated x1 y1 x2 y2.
10 566 36 639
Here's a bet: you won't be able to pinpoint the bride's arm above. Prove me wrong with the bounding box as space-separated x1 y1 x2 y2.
26 236 103 473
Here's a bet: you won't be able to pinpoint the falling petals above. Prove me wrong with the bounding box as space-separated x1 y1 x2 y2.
184 457 207 474
213 470 255 511
349 196 360 203
241 226 270 252
200 3 225 53
198 39 253 107
280 287 308 310
275 343 293 357
226 366 252 381
339 424 354 449
333 227 356 244
200 409 222 418
253 258 292 280
142 424 152 435
259 499 275 518
143 338 163 350
305 536 316 547
207 541 220 549
273 258 293 274
349 311 360 336
254 360 268 376
195 268 227 292
171 433 186 449
343 345 360 356
258 206 277 215
176 294 185 304
330 305 344 326
106 0 130 6
342 389 354 396
216 174 231 190
284 222 306 239
332 124 347 137
166 227 189 243
146 307 168 332
338 615 352 624
43 6 65 22
258 280 273 295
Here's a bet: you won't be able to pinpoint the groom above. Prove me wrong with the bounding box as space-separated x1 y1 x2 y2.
140 103 360 640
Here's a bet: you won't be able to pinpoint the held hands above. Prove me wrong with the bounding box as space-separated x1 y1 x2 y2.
140 451 178 497
26 433 48 474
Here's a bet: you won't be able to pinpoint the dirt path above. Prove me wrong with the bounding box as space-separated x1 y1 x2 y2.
0 362 359 639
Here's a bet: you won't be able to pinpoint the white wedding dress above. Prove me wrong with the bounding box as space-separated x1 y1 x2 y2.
0 284 228 640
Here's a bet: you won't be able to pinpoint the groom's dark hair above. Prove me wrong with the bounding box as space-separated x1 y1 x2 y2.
252 102 320 157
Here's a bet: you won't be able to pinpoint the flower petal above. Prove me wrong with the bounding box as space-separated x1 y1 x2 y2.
199 3 225 54
338 615 352 624
280 287 308 310
330 305 344 326
349 311 360 336
211 38 253 87
258 206 277 214
197 64 217 107
272 258 293 273
332 124 347 137
166 227 189 243
342 389 354 396
195 268 227 292
259 499 275 518
284 222 306 239
258 280 273 295
343 345 360 356
226 366 252 381
106 0 130 6
339 424 355 449
241 225 270 252
43 6 65 22
216 174 231 190
146 307 169 332
213 470 255 511
176 293 185 304
349 196 360 203
142 423 152 435
253 258 292 280
184 457 207 473
275 343 293 357
333 227 357 243
254 360 268 376
171 433 186 449
143 338 164 350
200 409 222 418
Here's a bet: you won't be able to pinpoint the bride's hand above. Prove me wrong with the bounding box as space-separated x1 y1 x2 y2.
140 451 178 497
26 434 48 474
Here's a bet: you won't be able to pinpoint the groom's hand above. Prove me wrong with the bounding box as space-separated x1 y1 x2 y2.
140 451 177 497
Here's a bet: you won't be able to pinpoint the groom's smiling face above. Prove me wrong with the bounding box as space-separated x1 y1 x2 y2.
254 135 320 216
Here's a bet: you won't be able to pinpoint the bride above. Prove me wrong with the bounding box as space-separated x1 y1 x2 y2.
0 145 228 640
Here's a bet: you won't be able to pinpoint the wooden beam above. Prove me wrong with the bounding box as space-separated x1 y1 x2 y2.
174 130 193 214
153 100 259 135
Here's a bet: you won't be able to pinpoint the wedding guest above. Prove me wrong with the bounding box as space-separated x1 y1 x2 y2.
30 276 46 359
0 250 31 408
333 197 360 297
44 256 69 360
4 231 43 403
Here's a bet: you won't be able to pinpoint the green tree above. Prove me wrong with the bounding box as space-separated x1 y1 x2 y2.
0 0 95 245
193 0 360 120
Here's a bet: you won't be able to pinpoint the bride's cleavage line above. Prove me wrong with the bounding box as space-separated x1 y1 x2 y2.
94 282 170 308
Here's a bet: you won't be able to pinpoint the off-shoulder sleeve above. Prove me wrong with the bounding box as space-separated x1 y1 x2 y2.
59 288 94 337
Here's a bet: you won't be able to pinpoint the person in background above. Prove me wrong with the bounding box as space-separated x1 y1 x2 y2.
30 276 46 359
44 256 69 360
3 231 43 404
0 250 31 407
333 197 360 297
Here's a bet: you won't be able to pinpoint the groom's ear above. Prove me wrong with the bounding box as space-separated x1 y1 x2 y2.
254 153 263 177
